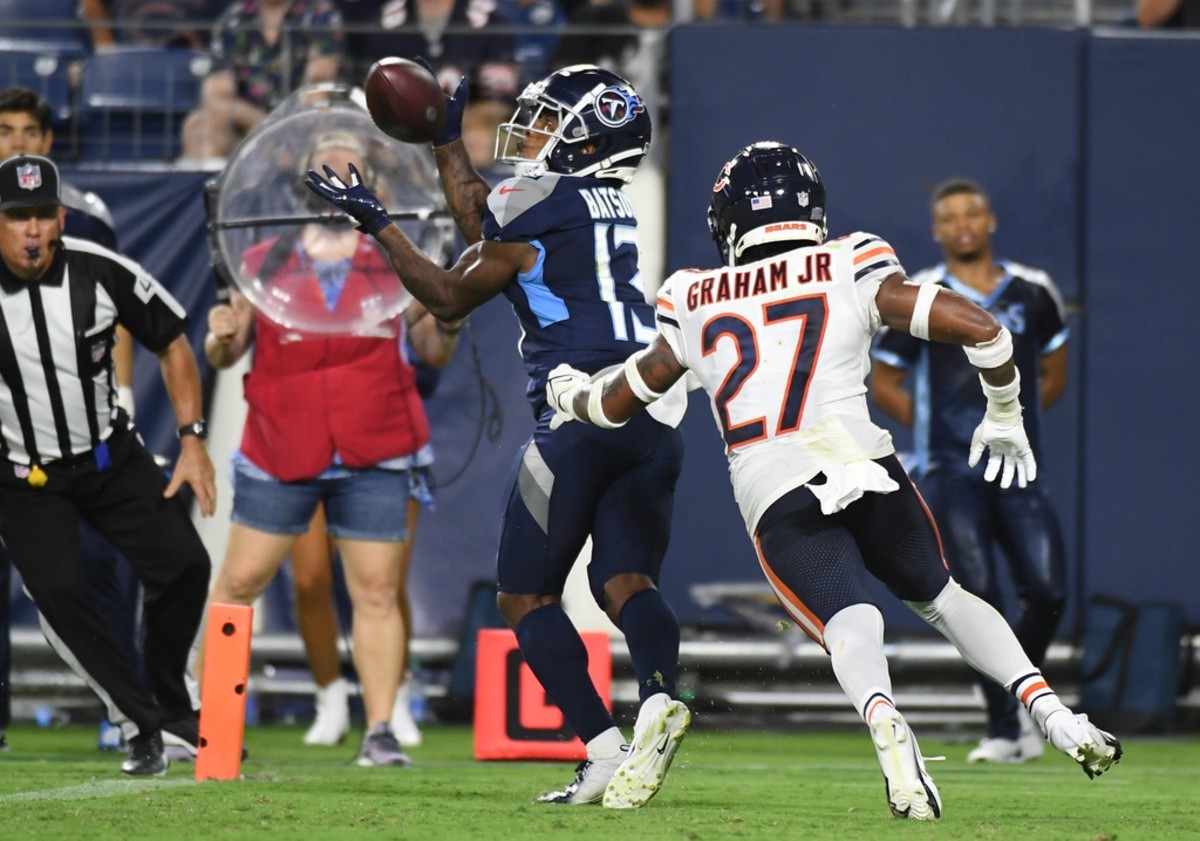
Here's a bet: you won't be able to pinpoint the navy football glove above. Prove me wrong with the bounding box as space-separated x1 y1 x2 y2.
304 162 391 237
414 56 468 147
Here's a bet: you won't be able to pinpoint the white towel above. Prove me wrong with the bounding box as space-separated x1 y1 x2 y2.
805 458 899 515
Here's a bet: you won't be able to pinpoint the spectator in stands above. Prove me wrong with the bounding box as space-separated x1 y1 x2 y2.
494 0 566 87
1135 0 1200 25
80 0 228 49
200 130 460 765
548 0 671 145
180 0 343 161
870 178 1069 765
692 0 783 20
0 87 141 753
339 0 520 103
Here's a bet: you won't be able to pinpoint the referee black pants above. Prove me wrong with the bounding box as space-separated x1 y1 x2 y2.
0 425 211 736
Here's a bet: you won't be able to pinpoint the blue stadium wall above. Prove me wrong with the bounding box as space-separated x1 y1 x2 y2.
57 27 1200 639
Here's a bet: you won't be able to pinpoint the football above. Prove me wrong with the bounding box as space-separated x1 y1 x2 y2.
364 58 447 144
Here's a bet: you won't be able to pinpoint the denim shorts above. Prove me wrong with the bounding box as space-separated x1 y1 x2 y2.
231 460 417 542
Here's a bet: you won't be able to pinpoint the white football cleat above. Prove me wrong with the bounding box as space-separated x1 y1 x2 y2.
538 748 628 805
603 694 692 810
1043 711 1122 779
304 677 351 746
390 677 423 748
966 736 1025 764
870 710 942 821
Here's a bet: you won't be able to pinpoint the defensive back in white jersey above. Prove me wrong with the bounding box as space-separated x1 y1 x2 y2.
654 232 908 533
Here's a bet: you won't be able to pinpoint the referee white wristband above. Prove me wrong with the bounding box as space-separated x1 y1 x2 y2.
908 282 940 341
964 326 1013 370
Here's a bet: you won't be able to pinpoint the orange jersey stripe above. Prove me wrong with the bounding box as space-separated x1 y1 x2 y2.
853 245 896 265
656 296 675 312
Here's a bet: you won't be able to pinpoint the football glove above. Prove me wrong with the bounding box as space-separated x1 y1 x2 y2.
968 376 1037 488
414 56 468 147
304 163 391 237
546 363 589 430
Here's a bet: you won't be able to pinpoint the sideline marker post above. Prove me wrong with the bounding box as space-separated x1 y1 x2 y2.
195 603 253 781
474 629 612 760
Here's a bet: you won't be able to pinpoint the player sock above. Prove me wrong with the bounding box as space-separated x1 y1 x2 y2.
1008 671 1069 733
515 603 615 744
618 588 681 702
907 579 1037 692
824 604 895 723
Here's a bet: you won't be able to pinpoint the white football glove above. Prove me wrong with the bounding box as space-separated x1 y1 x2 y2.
968 373 1037 489
546 363 590 430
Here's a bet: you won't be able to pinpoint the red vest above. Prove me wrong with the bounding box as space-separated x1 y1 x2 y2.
238 235 430 482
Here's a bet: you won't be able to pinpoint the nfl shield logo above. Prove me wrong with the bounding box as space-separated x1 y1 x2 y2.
798 191 810 207
16 164 42 191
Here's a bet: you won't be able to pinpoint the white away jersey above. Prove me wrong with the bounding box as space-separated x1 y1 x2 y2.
655 233 904 533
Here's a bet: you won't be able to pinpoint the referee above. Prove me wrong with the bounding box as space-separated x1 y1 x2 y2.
0 154 215 775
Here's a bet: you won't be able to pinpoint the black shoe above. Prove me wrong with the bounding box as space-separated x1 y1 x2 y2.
0 730 8 752
121 730 168 776
162 713 199 762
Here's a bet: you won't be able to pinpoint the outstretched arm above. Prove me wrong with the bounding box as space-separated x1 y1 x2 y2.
434 140 491 246
874 274 1034 488
546 335 687 429
305 164 532 322
415 64 492 244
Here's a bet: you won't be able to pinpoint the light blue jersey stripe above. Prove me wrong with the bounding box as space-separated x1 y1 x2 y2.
517 240 569 328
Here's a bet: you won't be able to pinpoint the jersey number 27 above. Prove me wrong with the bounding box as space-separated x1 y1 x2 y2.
702 293 829 449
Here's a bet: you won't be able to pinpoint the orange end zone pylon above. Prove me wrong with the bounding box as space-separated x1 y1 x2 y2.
195 603 253 781
473 628 612 760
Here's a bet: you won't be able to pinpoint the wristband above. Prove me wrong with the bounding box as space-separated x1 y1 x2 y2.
964 326 1013 370
586 379 626 429
624 355 664 404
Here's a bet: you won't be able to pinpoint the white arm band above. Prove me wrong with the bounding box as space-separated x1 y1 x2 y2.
979 368 1021 406
624 354 664 404
908 282 940 341
586 378 626 429
964 326 1013 370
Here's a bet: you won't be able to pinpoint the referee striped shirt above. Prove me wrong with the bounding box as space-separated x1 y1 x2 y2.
0 236 188 466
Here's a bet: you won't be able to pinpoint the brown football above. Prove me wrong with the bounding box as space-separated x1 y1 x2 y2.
364 58 447 144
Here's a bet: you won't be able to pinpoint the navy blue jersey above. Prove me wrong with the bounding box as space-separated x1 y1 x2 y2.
483 172 658 417
871 261 1068 474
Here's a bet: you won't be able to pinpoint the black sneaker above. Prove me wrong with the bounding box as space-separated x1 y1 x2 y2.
121 730 168 776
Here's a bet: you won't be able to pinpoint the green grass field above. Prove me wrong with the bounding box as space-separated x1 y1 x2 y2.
1 723 1197 840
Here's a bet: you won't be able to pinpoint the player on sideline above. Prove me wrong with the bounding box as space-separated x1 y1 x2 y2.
305 65 690 808
543 142 1121 819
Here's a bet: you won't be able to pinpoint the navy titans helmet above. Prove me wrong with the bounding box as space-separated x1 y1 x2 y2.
707 142 828 266
495 65 651 184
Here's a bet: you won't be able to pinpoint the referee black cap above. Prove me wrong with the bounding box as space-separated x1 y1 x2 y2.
0 154 62 212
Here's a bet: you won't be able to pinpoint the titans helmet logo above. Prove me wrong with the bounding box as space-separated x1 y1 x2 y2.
595 87 644 128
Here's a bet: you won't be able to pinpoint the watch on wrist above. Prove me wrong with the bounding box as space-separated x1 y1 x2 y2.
177 419 208 440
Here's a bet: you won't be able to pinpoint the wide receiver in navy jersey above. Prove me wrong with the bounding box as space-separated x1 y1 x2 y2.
542 142 1120 820
870 178 1069 765
306 65 690 809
